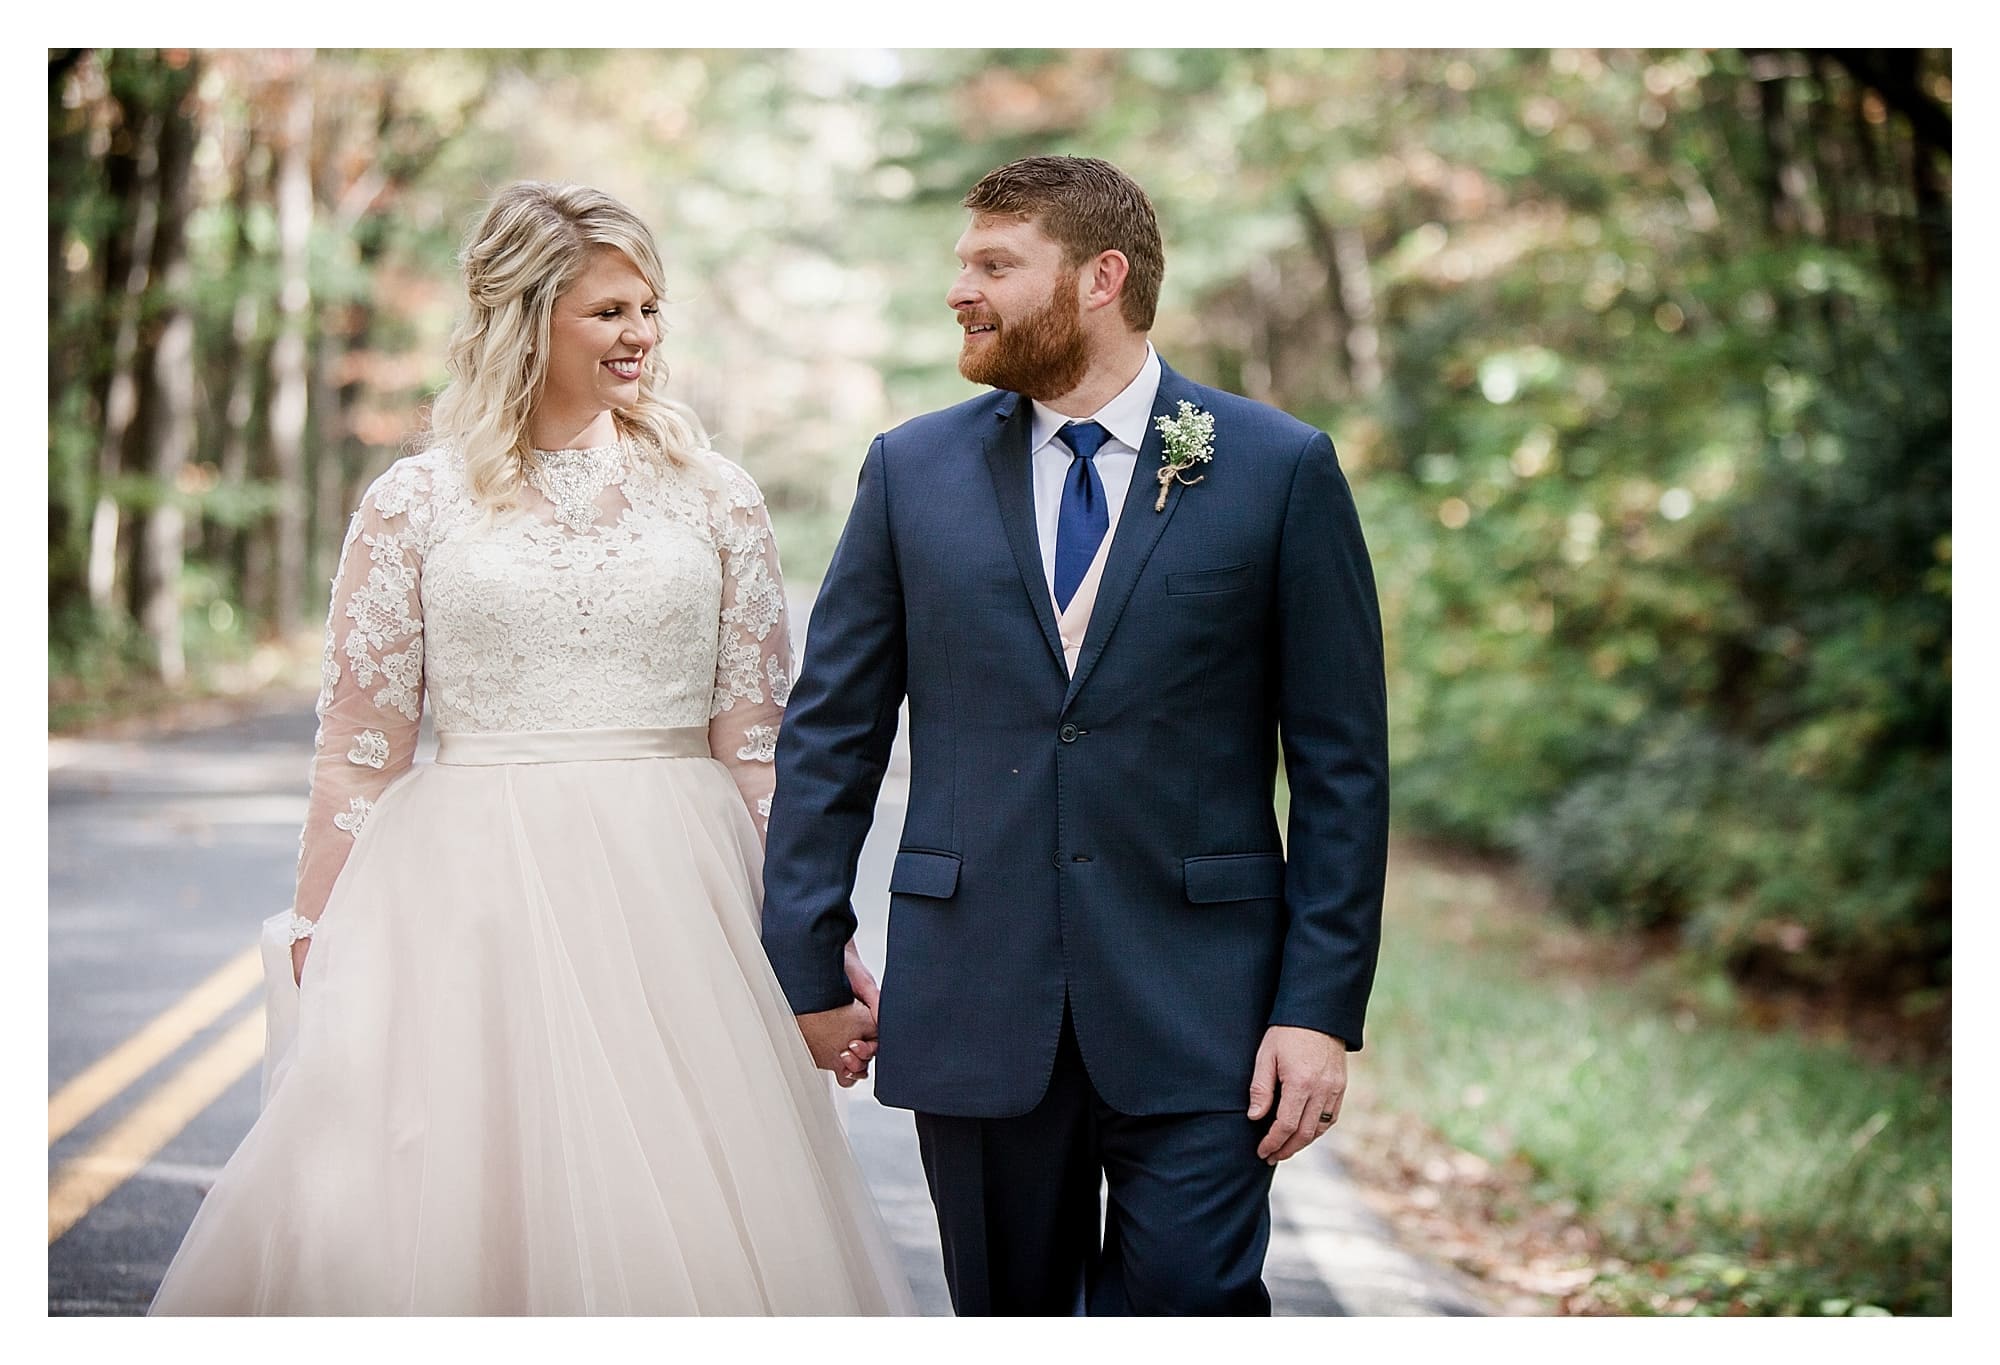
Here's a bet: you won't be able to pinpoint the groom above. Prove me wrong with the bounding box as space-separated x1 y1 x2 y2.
762 156 1388 1315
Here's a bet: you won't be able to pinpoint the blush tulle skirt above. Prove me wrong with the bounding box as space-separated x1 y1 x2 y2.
149 738 913 1315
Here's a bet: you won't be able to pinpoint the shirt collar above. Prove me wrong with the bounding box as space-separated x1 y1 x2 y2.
1030 342 1161 455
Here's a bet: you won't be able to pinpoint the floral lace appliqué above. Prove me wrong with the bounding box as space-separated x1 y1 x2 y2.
709 463 786 718
341 531 424 721
347 730 390 769
736 723 779 763
333 795 374 836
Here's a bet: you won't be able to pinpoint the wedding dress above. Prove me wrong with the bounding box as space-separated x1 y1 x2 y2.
150 441 913 1314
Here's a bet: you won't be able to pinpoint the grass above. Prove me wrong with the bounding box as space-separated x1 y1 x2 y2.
1346 841 1950 1314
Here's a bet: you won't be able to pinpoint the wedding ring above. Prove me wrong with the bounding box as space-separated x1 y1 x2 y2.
1317 1111 1335 1123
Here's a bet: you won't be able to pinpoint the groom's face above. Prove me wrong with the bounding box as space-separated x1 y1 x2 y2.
949 214 1090 400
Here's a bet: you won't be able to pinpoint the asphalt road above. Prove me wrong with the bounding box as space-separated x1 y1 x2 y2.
47 603 1482 1317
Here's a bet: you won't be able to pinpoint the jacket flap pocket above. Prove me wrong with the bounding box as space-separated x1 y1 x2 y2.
890 848 962 899
1166 562 1252 596
1183 852 1285 904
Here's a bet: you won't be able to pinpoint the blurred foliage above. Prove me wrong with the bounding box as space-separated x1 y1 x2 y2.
1363 851 1949 1316
49 48 1949 1004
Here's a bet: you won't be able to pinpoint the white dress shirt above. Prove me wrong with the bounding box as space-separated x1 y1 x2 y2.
1028 343 1163 597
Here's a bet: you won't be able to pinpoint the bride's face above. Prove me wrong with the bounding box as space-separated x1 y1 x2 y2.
536 248 659 432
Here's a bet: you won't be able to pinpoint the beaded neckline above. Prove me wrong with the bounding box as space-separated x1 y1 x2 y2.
530 442 624 461
525 443 627 533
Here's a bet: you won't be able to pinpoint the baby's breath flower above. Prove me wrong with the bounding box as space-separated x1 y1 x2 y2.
1151 401 1216 510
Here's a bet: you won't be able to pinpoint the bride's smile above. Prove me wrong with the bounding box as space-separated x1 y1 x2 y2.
530 247 659 451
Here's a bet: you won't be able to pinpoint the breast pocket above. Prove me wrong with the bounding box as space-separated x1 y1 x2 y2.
1166 562 1253 597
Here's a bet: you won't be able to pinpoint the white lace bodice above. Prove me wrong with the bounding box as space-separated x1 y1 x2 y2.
294 441 793 925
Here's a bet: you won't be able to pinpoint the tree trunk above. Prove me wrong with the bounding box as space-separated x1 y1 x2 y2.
1807 54 1851 249
216 133 268 613
1825 48 1951 157
1333 225 1383 398
48 52 96 625
268 58 314 636
1242 255 1280 405
1750 56 1791 238
1775 75 1825 238
1873 48 1951 296
1906 76 1950 297
140 56 200 685
87 96 161 614
47 50 87 406
309 320 345 595
1293 189 1353 397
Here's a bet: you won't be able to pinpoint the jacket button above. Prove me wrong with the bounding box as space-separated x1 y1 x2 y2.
1059 724 1079 743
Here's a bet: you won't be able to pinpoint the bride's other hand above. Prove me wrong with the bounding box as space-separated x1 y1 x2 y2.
290 938 311 987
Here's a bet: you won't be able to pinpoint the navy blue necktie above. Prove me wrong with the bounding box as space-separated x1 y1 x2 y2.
1053 421 1112 611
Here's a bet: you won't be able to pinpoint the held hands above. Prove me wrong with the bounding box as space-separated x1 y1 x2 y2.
1246 1025 1349 1164
795 940 883 1089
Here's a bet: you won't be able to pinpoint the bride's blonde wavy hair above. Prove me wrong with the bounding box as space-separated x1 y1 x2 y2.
427 181 707 509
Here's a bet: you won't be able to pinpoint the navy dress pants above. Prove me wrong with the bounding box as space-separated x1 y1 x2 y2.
912 1005 1277 1316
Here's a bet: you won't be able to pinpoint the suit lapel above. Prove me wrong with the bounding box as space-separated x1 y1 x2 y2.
1061 362 1202 714
980 394 1068 675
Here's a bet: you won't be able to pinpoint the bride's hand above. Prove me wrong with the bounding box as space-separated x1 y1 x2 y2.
291 938 311 987
797 1001 876 1086
843 938 880 1018
837 1036 878 1087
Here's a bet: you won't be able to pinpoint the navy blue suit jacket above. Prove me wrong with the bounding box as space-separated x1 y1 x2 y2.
762 359 1388 1118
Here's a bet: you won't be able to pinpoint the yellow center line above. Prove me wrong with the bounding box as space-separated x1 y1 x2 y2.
48 1008 266 1244
49 945 262 1145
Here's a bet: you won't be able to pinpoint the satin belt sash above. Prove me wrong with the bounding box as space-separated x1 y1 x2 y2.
434 725 710 766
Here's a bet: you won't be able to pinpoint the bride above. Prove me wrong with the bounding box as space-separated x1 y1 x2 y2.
150 182 913 1314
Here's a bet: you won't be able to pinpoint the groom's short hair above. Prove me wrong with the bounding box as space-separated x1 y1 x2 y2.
964 156 1164 332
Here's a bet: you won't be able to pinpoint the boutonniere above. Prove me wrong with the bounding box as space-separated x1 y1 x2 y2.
1151 401 1215 511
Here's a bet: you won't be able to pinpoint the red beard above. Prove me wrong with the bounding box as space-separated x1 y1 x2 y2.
956 269 1090 400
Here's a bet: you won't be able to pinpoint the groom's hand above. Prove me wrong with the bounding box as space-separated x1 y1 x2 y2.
843 938 881 1017
1247 1025 1349 1163
797 1001 879 1088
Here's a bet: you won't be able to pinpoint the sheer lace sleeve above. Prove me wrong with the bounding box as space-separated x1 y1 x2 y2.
293 460 430 926
706 457 794 843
